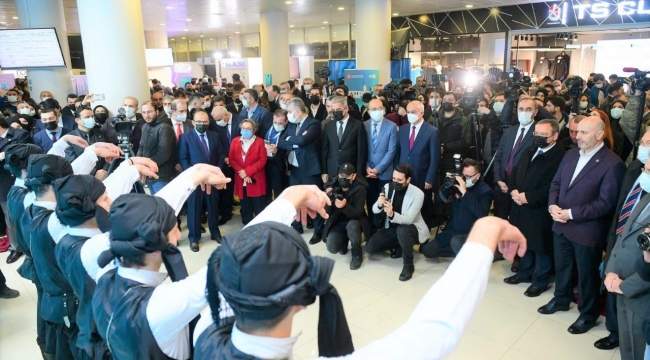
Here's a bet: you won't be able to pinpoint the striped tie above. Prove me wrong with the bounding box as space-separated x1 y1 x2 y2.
372 123 378 149
616 183 643 235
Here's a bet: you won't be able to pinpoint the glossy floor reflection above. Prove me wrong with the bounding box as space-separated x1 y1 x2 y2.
0 217 621 360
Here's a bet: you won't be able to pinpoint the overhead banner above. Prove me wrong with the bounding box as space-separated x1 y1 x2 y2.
391 0 650 35
343 69 379 108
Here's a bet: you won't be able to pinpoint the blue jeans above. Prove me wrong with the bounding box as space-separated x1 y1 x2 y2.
149 180 169 195
645 343 650 360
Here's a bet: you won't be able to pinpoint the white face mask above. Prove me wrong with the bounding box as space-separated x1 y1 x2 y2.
595 83 603 89
466 178 476 188
175 113 187 122
279 102 288 110
241 98 249 108
82 117 96 129
579 101 588 109
202 102 210 109
287 110 298 124
407 113 419 124
303 85 312 91
554 86 561 92
273 124 285 132
638 145 650 164
163 106 172 116
18 108 30 115
517 111 534 125
7 96 18 103
29 110 35 116
41 97 51 102
429 98 439 109
492 102 505 114
216 120 227 127
640 171 650 193
123 106 136 118
369 110 384 122
610 108 624 120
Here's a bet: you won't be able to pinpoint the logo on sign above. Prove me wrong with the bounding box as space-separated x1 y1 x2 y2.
548 4 562 21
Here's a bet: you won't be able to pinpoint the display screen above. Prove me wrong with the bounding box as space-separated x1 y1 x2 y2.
0 28 66 69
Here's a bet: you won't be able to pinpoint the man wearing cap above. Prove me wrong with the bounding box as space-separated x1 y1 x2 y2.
193 185 528 359
322 163 369 270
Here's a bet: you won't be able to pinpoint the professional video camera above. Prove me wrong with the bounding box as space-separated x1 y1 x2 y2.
622 68 650 158
500 68 532 101
384 81 415 112
327 187 345 202
111 107 135 159
564 76 584 114
442 154 463 199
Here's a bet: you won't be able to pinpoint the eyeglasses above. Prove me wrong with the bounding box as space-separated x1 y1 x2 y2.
635 140 650 147
532 132 553 137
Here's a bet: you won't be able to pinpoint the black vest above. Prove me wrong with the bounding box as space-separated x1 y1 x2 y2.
24 204 78 324
56 233 110 359
93 268 172 360
9 186 33 281
194 323 262 360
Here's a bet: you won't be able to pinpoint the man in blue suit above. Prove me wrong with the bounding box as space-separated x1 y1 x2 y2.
212 106 244 225
33 108 70 153
395 100 440 229
277 98 322 234
365 99 397 232
539 116 625 335
240 89 273 137
179 109 227 252
492 97 537 219
33 98 76 132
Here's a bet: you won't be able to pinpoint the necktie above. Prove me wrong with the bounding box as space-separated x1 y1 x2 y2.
337 121 343 142
269 128 278 143
175 123 182 140
506 127 526 175
616 183 643 235
372 123 378 149
51 132 57 142
409 125 416 150
227 125 231 144
200 134 210 159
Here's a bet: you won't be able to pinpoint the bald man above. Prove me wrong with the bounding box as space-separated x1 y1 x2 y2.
394 100 441 229
540 116 625 335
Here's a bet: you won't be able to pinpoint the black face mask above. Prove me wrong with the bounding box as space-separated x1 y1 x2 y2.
195 124 208 134
94 112 108 124
96 207 111 233
332 110 344 121
338 177 352 188
226 91 234 97
587 80 594 88
44 121 58 131
442 102 455 112
310 95 320 105
533 135 550 149
392 181 408 192
68 104 77 111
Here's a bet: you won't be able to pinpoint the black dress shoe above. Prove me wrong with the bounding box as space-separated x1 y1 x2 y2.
511 257 520 272
293 227 304 234
503 274 531 285
6 250 23 264
350 255 362 270
309 234 322 245
218 216 232 226
538 300 570 315
306 219 314 229
568 318 597 334
390 248 403 259
399 264 415 281
0 284 19 299
524 285 547 297
211 235 222 244
594 335 619 350
200 226 206 233
190 243 199 252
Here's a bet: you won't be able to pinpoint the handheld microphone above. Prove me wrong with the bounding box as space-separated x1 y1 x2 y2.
622 67 637 73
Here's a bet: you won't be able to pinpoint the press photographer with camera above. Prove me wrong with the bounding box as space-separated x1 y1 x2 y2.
420 158 492 258
321 163 369 270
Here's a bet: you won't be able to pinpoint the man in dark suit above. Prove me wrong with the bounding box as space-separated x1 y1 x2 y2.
0 117 32 264
60 93 78 118
212 105 244 225
179 110 226 252
504 119 566 297
34 98 76 132
493 98 537 219
240 89 273 136
277 98 322 234
395 100 441 229
63 106 111 178
262 109 289 204
33 107 70 153
539 116 625 335
307 85 328 121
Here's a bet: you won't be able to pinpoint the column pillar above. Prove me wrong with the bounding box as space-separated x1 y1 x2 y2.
77 0 150 113
356 0 391 84
14 0 74 101
145 30 172 88
260 10 289 83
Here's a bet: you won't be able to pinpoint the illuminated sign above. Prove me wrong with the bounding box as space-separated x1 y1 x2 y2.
549 0 650 24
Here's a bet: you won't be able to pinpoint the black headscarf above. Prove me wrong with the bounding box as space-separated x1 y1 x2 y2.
53 175 106 227
7 114 34 132
24 154 74 189
4 144 43 172
206 221 354 358
97 194 187 280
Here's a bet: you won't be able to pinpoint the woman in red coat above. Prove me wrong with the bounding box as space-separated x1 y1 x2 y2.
229 119 267 224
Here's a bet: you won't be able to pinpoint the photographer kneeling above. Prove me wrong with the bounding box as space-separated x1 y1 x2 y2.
421 158 492 258
323 163 369 270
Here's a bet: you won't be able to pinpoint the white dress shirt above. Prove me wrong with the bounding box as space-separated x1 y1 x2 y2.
172 120 185 135
512 122 534 150
336 116 350 138
570 142 605 185
13 178 36 209
409 120 425 140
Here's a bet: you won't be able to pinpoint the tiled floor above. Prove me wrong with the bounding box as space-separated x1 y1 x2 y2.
0 216 622 360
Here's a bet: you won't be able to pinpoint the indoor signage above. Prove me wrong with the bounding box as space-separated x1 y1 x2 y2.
549 0 650 25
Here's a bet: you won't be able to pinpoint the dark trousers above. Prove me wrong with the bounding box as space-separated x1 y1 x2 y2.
517 249 553 288
48 322 77 360
420 188 434 229
606 291 619 341
35 280 47 349
1 201 17 250
552 232 602 322
365 225 418 266
421 230 459 258
366 178 389 233
326 220 362 256
240 186 266 225
265 161 287 205
289 168 323 233
492 185 512 219
187 186 220 243
617 295 646 360
218 166 235 220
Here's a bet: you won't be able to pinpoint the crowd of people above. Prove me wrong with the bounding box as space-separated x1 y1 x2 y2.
0 70 649 360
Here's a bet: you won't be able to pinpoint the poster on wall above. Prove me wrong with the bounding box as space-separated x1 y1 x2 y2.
220 59 249 86
0 74 15 90
343 69 379 107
